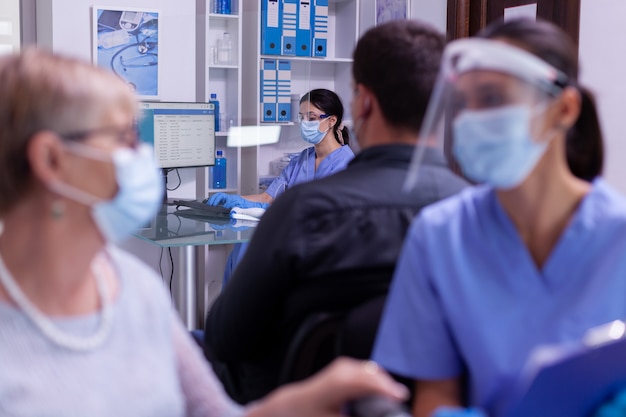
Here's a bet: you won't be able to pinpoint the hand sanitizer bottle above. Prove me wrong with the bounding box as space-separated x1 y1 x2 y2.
212 150 227 189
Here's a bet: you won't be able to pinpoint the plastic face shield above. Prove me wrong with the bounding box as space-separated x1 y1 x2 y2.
403 38 567 191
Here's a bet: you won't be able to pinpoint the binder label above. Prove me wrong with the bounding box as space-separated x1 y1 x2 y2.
267 0 279 27
298 2 311 30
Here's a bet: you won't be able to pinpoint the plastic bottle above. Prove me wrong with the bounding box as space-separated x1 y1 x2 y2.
213 150 227 189
210 0 220 14
209 93 220 132
217 32 232 65
220 0 231 14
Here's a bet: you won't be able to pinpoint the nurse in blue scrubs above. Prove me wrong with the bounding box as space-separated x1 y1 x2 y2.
208 89 354 284
372 19 626 417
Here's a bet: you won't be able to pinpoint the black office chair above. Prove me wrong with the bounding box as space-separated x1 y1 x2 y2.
278 295 389 385
335 295 387 360
278 311 346 384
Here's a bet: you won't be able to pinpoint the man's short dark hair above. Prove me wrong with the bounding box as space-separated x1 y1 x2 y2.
352 19 445 133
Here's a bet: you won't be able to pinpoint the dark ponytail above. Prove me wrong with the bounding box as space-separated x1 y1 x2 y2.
300 88 350 146
479 18 604 181
566 87 603 181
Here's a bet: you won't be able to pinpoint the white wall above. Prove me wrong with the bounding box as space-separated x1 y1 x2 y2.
411 0 447 33
36 0 196 101
579 0 626 193
35 0 201 201
34 0 202 283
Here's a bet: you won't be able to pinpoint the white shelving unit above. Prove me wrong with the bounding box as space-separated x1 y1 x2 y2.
194 0 244 317
240 0 368 195
196 0 243 199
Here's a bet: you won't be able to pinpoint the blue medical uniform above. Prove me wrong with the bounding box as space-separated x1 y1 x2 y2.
372 178 626 417
265 145 355 199
223 145 354 285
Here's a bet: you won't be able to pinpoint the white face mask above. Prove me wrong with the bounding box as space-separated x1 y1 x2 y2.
453 104 550 189
49 142 163 243
300 120 328 145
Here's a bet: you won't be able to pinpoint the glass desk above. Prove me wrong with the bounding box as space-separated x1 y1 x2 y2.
134 202 255 329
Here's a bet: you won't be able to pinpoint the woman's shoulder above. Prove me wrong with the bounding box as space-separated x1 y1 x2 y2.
419 184 492 226
106 246 170 305
326 145 355 170
588 178 626 221
336 144 355 156
297 147 314 158
107 246 159 276
282 148 313 169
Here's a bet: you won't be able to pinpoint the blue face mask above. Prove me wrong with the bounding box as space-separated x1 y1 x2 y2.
300 120 328 145
50 143 164 243
452 105 549 189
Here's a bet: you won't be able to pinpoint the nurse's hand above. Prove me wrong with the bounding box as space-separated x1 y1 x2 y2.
593 388 626 417
207 193 268 209
431 407 487 417
207 192 240 208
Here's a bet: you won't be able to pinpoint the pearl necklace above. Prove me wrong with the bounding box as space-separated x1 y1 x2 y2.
0 251 112 351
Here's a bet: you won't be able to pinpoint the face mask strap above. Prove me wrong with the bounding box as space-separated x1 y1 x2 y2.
48 180 103 207
63 141 113 163
529 99 563 145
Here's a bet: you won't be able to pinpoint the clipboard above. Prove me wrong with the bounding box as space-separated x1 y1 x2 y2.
502 320 626 417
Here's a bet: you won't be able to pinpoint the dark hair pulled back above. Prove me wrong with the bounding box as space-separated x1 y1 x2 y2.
300 88 349 145
479 18 603 181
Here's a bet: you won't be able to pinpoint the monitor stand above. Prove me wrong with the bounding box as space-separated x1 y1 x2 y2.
162 168 172 205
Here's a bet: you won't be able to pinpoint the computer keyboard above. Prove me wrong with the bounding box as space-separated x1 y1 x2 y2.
172 199 231 219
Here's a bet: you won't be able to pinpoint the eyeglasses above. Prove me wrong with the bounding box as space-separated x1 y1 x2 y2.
59 125 139 148
297 113 330 123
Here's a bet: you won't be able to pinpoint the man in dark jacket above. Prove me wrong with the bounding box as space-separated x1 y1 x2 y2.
204 19 469 404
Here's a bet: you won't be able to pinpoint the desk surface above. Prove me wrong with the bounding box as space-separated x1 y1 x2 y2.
134 203 255 247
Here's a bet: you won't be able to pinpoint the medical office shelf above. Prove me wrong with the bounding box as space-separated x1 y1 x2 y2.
191 0 244 328
197 0 243 200
208 13 239 19
259 55 353 64
209 64 239 69
240 0 368 196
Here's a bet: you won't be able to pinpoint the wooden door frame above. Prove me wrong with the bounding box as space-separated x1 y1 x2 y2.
446 0 580 54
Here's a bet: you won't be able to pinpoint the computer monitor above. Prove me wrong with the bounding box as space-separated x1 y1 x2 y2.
137 101 216 169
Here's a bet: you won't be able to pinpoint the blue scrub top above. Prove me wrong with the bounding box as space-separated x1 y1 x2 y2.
223 144 354 286
372 178 626 417
265 145 354 199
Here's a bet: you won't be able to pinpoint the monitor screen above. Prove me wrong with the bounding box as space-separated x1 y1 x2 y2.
138 101 216 169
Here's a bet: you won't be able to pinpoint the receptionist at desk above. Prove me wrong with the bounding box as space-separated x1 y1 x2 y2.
206 88 355 283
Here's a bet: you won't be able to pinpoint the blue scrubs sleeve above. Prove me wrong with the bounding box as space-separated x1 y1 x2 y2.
372 217 463 380
265 157 300 199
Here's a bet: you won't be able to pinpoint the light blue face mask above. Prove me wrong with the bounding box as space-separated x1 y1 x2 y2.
453 105 549 189
50 143 164 243
300 120 328 145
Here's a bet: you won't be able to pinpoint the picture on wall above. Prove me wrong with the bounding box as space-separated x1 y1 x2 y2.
92 7 160 98
376 0 408 25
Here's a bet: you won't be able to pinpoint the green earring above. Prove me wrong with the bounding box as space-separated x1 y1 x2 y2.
51 200 65 220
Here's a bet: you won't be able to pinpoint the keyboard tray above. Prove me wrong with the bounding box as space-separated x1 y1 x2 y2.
172 200 231 219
